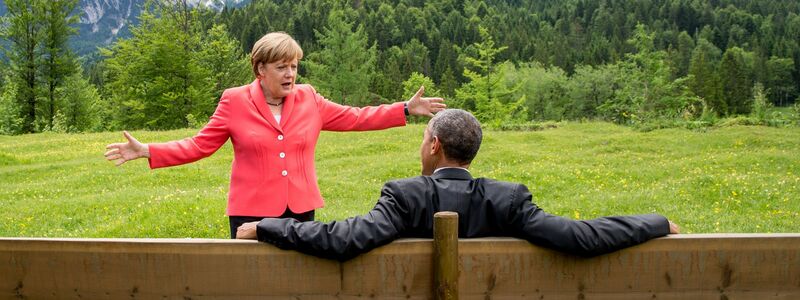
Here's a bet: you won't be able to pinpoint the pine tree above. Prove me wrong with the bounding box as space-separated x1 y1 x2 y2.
688 39 724 115
0 75 24 134
720 47 753 115
1 0 45 133
671 31 695 78
433 39 458 84
455 26 526 127
40 0 80 130
765 56 796 106
194 24 251 104
53 72 101 132
438 67 458 97
305 8 377 106
102 1 214 130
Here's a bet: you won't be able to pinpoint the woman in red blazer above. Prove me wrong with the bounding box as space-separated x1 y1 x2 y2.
104 32 445 238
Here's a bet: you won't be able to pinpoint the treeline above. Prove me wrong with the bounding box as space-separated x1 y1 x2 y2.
1 0 800 135
0 0 250 133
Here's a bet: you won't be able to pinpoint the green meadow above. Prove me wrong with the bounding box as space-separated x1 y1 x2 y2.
0 122 798 238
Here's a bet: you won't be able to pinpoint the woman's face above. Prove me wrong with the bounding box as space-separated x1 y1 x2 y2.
258 58 298 100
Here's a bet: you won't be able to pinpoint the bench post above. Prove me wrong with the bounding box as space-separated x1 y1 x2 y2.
433 211 459 300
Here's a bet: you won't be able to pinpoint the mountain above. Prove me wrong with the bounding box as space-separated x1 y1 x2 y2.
73 0 141 55
0 0 251 56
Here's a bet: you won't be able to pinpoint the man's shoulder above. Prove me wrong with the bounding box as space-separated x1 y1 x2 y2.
385 175 431 188
385 175 527 191
476 177 526 190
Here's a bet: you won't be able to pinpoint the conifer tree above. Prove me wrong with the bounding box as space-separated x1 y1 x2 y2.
720 47 753 115
305 8 377 106
1 0 44 133
765 56 796 106
40 0 80 130
688 39 724 115
455 27 526 126
102 1 214 130
53 72 101 132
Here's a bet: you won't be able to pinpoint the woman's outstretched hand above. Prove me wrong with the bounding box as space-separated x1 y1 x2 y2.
406 86 446 117
105 131 150 166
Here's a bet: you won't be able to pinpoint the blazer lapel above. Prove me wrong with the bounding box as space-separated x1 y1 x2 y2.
280 88 296 126
249 80 283 132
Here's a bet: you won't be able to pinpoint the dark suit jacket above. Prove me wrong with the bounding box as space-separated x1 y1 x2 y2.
256 168 670 261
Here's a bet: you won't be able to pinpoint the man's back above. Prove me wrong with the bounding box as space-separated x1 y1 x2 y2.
386 168 522 238
256 168 669 261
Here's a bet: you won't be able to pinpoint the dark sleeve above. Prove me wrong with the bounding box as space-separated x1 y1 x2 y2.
509 184 670 257
255 184 407 261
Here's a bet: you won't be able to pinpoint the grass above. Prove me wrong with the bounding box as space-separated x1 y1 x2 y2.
0 122 798 238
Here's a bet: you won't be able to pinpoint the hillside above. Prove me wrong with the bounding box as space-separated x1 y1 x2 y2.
0 0 250 55
1 123 798 238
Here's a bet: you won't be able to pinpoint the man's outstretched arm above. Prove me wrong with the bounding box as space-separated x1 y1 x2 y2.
509 184 676 257
238 185 408 261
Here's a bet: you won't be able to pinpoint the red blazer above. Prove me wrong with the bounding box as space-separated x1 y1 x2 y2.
148 80 406 217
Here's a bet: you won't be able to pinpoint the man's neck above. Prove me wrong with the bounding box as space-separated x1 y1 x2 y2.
433 161 470 173
433 166 470 174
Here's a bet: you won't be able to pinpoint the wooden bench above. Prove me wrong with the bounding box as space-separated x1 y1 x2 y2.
1 233 799 299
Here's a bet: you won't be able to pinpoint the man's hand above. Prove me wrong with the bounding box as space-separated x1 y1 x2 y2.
236 221 260 239
668 220 680 234
406 85 446 117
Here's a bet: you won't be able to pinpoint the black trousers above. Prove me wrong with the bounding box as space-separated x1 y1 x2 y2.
229 208 315 239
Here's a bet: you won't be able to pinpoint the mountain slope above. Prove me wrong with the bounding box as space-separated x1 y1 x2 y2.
0 0 250 55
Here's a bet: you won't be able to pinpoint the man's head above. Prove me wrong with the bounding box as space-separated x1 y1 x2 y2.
420 109 482 175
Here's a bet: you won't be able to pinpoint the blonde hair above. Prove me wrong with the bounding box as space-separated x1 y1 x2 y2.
250 32 304 77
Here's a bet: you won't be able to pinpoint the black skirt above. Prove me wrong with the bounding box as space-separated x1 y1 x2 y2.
228 208 315 239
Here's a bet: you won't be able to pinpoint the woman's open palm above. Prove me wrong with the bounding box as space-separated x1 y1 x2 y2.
105 131 149 166
407 86 446 117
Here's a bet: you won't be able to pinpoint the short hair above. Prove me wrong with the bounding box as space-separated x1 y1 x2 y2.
429 109 482 164
250 32 304 77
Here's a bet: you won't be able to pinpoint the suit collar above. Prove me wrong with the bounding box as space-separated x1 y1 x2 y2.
249 79 295 132
431 167 473 180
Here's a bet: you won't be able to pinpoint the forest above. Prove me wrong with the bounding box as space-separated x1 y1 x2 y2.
1 0 799 134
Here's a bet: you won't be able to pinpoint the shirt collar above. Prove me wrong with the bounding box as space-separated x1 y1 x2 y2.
433 167 470 174
431 167 473 181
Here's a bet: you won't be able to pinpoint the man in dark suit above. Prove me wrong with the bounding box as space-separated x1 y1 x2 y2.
236 109 679 261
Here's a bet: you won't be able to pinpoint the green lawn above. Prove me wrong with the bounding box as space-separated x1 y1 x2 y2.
1 122 798 238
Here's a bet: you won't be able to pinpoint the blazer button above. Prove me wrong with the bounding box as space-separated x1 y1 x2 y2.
279 152 286 158
277 135 284 141
281 170 288 176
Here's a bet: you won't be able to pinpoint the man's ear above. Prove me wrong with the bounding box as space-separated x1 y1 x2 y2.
430 136 441 155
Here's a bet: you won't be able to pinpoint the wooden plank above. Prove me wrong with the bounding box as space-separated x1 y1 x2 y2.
0 238 340 299
341 239 433 299
1 234 799 299
456 235 800 299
